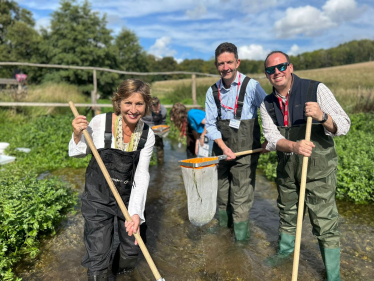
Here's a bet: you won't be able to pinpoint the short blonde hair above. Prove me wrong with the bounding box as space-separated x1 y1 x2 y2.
112 79 151 116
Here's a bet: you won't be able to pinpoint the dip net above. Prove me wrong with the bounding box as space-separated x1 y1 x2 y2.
179 157 218 226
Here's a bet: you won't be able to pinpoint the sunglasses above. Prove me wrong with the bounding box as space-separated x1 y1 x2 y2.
265 62 290 75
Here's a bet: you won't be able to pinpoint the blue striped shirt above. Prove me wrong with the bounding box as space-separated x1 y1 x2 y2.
205 72 267 141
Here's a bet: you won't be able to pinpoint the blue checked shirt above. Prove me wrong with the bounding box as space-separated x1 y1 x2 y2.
205 72 267 141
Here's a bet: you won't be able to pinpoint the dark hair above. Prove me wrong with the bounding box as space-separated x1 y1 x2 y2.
112 79 151 116
151 97 160 107
215 42 238 63
264 51 290 69
170 103 187 132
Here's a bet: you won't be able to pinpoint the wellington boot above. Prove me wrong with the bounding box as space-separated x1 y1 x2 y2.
319 246 341 281
218 209 233 227
87 269 116 281
233 221 250 241
265 233 295 267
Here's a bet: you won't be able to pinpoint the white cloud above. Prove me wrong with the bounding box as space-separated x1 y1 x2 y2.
241 0 278 14
35 17 51 31
148 37 177 58
186 4 207 19
274 0 363 38
288 44 301 56
238 44 270 60
322 0 361 23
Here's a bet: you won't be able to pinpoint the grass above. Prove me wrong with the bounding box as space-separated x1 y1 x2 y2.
0 82 90 116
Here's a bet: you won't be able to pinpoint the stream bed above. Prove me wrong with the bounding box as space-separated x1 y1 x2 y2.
15 139 373 280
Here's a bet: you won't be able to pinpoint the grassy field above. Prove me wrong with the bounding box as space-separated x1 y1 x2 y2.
152 61 374 113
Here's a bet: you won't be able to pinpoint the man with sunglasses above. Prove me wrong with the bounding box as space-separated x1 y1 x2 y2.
205 42 267 241
260 51 350 280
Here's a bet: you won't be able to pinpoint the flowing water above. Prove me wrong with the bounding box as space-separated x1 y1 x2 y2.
16 139 373 280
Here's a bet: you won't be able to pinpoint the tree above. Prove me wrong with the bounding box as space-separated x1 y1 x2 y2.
38 0 119 96
114 28 148 73
0 0 39 78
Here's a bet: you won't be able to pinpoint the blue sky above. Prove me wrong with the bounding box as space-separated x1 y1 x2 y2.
17 0 374 62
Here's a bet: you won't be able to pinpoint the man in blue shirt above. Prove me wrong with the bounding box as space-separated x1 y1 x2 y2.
205 42 267 241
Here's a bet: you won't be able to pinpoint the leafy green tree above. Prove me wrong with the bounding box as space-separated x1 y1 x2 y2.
37 0 119 96
115 28 148 73
0 0 39 78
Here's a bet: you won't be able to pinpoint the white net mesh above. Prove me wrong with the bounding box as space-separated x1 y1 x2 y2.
181 165 218 226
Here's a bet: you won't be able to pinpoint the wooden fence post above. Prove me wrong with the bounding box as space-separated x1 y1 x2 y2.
91 69 98 116
192 74 196 106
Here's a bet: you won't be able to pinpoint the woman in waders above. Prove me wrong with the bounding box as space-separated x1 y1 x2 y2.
69 79 155 280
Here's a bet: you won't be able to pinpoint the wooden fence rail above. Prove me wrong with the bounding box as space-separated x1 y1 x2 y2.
0 62 221 108
0 102 200 109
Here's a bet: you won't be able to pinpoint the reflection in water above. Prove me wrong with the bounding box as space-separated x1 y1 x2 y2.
16 139 373 280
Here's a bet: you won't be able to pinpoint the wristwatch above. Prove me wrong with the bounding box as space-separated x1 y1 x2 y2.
321 112 328 123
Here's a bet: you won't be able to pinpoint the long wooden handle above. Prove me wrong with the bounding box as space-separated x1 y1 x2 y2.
291 116 313 281
69 102 164 281
234 148 263 157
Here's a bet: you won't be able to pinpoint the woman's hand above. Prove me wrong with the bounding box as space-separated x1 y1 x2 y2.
125 214 140 245
72 115 89 144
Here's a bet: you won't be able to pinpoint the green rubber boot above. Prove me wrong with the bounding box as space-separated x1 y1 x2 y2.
319 246 341 281
218 209 233 227
265 233 295 267
233 221 250 241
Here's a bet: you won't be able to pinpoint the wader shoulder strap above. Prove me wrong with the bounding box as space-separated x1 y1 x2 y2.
104 113 112 149
137 123 149 150
235 76 251 120
304 80 317 120
211 83 221 120
267 97 277 125
306 80 317 102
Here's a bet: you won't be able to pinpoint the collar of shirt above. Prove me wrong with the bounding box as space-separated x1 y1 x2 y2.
274 74 294 103
219 71 241 91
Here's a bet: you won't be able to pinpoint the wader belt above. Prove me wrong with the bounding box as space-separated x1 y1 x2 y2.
211 76 251 120
103 113 149 150
267 80 316 126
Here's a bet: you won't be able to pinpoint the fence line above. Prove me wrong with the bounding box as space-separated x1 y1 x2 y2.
0 102 199 109
0 62 266 111
0 62 220 77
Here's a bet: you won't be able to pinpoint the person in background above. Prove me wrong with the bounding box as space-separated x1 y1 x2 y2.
204 42 267 241
142 97 167 164
69 79 155 280
170 103 207 158
260 51 350 280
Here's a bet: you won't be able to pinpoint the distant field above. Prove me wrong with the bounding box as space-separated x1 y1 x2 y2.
151 61 374 112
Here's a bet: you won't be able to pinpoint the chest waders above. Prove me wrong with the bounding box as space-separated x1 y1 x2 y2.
264 78 341 280
211 77 261 241
81 113 149 279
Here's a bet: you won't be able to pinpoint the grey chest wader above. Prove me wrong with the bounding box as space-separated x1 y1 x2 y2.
265 80 341 280
211 77 261 240
81 113 149 277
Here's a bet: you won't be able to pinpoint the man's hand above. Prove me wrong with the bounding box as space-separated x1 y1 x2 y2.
125 214 140 245
223 147 236 160
261 140 270 154
292 140 315 157
305 102 323 121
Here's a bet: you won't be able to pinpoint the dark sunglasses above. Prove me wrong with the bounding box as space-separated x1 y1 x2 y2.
265 62 290 75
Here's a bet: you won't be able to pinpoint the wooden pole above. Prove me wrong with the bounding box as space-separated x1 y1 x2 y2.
91 69 98 116
291 116 313 281
192 74 197 106
69 102 164 281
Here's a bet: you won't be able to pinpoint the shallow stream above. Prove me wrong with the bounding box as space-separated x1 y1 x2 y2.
16 139 373 280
